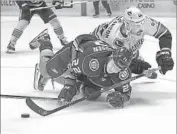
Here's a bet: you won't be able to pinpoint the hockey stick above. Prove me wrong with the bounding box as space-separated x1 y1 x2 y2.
26 67 159 116
0 94 57 100
30 1 87 11
158 77 176 82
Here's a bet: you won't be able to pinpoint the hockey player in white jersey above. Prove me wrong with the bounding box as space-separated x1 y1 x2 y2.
92 6 174 75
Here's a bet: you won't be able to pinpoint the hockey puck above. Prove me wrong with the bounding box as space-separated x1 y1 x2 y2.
21 113 30 118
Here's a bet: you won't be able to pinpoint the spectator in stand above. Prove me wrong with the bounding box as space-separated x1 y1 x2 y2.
93 0 112 18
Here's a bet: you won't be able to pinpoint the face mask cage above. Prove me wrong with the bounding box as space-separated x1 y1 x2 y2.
124 19 145 36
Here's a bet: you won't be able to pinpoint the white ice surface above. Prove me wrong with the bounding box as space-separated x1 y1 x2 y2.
1 16 176 134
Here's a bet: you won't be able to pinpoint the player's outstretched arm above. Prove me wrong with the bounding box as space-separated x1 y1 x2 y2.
145 17 174 75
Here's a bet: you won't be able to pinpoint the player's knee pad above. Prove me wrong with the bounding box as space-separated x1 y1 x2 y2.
83 86 101 100
39 49 54 77
40 49 54 59
16 20 29 31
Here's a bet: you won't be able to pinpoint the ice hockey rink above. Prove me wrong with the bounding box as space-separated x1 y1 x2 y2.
1 11 176 134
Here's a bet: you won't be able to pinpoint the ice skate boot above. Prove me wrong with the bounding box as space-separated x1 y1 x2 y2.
58 84 77 105
29 29 50 50
6 42 15 54
107 13 112 17
93 14 99 18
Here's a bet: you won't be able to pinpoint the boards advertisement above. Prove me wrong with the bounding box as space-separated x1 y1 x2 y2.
1 0 176 17
87 0 176 17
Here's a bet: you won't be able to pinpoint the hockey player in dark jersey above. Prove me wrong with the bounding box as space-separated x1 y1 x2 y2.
6 0 68 53
32 31 157 108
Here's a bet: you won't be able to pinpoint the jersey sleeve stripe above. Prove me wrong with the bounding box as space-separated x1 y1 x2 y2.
153 22 161 37
92 29 98 38
157 29 168 39
96 25 101 37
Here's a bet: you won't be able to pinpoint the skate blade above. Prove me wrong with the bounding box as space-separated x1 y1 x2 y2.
34 63 40 90
93 15 99 18
6 50 15 54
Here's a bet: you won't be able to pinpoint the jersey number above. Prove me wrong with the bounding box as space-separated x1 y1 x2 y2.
69 59 81 74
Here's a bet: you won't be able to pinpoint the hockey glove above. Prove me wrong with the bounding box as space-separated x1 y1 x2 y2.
130 59 151 74
58 84 77 104
106 91 130 108
156 49 174 75
113 47 133 70
52 0 63 9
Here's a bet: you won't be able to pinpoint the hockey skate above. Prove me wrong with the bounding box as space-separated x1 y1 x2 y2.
34 63 50 91
6 42 15 54
29 29 50 50
93 14 99 18
107 13 112 17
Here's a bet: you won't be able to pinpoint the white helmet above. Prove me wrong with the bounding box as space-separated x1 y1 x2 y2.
123 6 146 34
124 6 145 24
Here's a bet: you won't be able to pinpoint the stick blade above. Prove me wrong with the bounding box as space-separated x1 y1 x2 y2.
26 98 49 116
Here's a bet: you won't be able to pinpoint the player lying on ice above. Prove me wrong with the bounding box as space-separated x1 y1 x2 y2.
92 6 174 76
6 0 68 53
31 32 173 108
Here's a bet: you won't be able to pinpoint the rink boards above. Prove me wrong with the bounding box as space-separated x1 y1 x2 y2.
1 0 176 17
